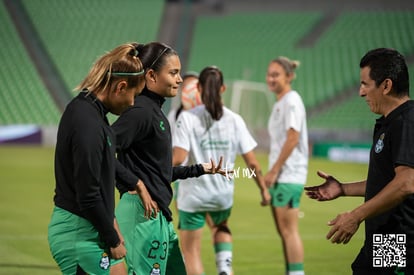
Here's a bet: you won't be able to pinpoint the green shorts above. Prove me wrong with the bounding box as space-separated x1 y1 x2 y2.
178 208 232 230
269 183 304 208
115 193 185 275
48 207 123 275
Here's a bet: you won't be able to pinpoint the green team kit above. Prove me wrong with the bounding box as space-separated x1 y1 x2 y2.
115 193 186 274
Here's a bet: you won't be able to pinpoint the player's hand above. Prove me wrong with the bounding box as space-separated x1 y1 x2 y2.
202 156 233 177
110 242 126 260
260 188 271 206
304 170 344 201
113 219 125 246
326 211 361 244
264 170 278 188
136 180 159 219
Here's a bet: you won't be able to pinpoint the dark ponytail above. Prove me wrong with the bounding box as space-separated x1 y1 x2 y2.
199 66 224 120
134 42 176 72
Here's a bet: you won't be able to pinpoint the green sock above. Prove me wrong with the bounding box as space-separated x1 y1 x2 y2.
288 262 304 271
214 242 232 253
214 242 232 274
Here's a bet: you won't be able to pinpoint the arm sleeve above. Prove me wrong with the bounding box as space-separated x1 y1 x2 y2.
172 164 204 181
235 115 257 154
72 117 119 247
394 119 414 167
82 206 119 247
285 97 304 132
115 159 140 191
112 107 144 150
172 111 191 151
112 107 150 190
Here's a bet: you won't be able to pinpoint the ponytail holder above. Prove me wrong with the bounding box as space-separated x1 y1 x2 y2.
129 48 139 57
109 70 145 76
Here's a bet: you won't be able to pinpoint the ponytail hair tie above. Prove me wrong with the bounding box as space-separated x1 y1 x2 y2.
128 48 139 57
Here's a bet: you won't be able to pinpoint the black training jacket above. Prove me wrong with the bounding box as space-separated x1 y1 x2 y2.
54 91 119 248
113 88 204 221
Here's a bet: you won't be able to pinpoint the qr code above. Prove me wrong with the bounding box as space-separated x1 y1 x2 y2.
373 234 406 267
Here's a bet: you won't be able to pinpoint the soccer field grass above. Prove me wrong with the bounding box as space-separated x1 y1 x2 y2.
0 146 367 274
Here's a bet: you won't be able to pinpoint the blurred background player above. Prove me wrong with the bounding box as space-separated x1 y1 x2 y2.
167 71 201 129
167 71 202 209
168 69 217 253
264 56 308 275
172 65 271 275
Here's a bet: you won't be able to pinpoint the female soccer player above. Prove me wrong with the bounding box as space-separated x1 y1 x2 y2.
48 43 145 275
172 66 270 275
112 42 226 275
264 56 308 275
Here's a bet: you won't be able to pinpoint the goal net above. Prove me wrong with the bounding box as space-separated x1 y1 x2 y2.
226 80 274 150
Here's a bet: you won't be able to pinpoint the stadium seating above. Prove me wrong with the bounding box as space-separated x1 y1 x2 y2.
187 11 322 85
186 10 414 130
22 0 164 95
0 0 164 126
0 2 61 125
1 2 413 133
308 62 414 131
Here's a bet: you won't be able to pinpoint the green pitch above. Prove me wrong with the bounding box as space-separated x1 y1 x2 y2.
0 146 367 274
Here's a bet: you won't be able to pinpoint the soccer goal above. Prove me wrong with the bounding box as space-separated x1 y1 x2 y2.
226 80 274 149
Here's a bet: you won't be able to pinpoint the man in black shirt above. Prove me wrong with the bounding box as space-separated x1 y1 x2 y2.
305 48 414 274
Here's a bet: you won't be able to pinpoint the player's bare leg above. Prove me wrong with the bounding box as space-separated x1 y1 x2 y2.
180 228 204 275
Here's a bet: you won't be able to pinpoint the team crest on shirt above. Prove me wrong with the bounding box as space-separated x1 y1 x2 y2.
99 252 110 270
159 120 166 131
149 262 161 274
176 119 182 128
375 133 385 153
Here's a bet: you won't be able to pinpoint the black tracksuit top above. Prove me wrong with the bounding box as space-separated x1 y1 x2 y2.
53 91 120 248
113 88 204 222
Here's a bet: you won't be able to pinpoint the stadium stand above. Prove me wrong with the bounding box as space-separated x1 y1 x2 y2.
187 11 414 103
21 0 164 96
185 9 414 134
309 62 414 131
186 12 322 89
0 1 61 125
0 0 164 127
1 0 413 146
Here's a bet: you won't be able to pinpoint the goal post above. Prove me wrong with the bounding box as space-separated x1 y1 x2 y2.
226 80 274 150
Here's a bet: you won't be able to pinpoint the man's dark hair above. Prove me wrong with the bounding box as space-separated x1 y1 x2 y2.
360 48 409 96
